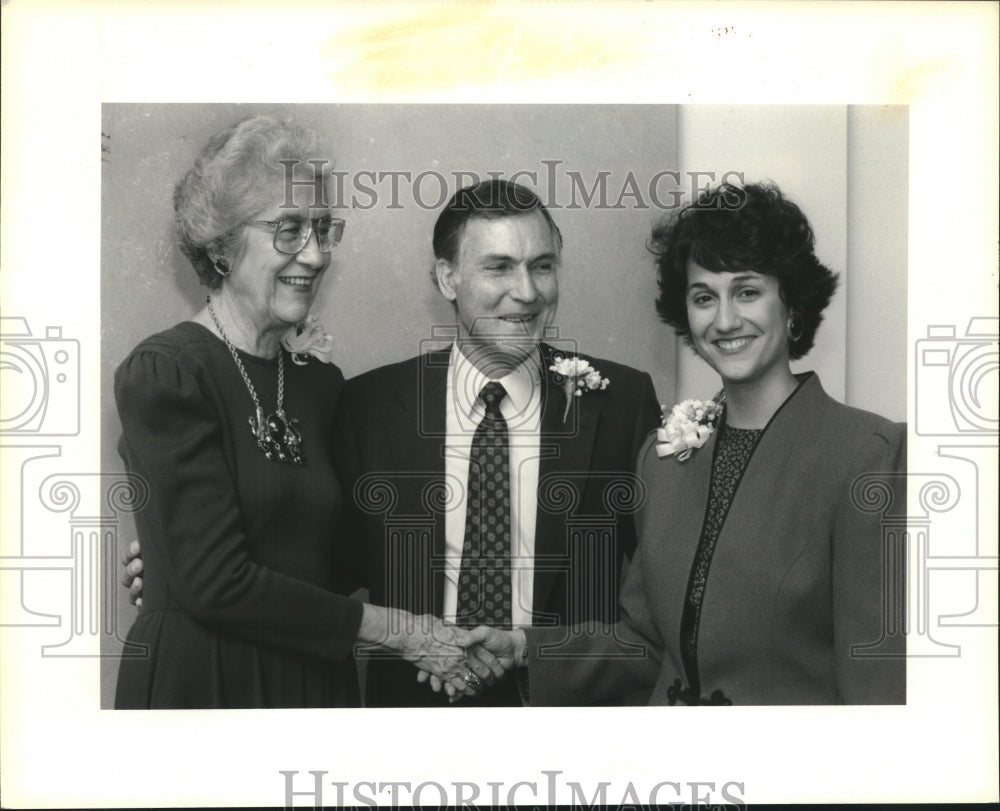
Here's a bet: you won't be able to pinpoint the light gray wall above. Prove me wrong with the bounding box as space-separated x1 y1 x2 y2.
100 103 680 706
846 106 908 419
675 106 907 421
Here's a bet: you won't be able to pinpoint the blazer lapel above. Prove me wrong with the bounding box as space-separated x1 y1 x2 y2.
532 346 600 621
650 424 716 673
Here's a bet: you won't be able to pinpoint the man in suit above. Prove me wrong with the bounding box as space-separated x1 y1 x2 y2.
122 179 661 705
335 179 661 706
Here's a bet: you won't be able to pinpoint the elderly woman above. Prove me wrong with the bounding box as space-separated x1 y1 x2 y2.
473 182 906 705
114 116 497 708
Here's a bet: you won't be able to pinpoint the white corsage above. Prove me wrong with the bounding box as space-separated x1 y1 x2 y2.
282 316 334 365
656 394 725 461
549 355 610 423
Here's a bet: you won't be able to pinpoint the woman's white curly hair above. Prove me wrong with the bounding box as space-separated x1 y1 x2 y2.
173 115 334 288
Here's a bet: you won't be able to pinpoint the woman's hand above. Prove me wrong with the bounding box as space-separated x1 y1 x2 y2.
357 606 502 701
416 626 525 700
120 539 144 608
400 619 503 700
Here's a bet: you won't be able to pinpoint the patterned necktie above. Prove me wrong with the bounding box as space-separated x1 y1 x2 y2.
456 381 512 629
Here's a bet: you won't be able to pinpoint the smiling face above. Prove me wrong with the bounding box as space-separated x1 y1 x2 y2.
685 260 792 390
220 179 333 341
435 210 559 370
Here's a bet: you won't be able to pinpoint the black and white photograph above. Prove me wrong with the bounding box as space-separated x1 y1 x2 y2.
100 103 908 714
2 2 997 808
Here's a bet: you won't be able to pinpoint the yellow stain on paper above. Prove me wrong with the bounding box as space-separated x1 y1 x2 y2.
322 5 625 93
889 56 963 104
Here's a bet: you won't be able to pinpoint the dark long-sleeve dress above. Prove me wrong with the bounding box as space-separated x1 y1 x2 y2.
114 322 364 708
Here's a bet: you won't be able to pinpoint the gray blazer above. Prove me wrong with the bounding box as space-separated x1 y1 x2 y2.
528 373 907 705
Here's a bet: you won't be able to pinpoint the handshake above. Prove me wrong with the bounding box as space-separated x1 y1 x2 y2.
121 541 527 704
394 619 527 703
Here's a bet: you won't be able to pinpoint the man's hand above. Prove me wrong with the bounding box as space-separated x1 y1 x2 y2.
120 539 144 608
472 626 522 670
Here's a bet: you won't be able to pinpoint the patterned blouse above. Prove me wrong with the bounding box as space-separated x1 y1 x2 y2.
673 423 763 705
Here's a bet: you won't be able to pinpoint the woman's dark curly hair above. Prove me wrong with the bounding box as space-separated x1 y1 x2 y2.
651 181 839 360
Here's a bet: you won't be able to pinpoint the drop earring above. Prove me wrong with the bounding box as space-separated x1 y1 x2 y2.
213 257 231 278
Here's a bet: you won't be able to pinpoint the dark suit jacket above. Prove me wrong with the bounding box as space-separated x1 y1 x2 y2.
528 373 907 705
332 344 660 706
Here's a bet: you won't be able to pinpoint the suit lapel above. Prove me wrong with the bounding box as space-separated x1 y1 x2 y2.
532 346 600 620
398 344 606 622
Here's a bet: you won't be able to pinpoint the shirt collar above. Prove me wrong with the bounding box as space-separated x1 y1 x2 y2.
450 342 542 421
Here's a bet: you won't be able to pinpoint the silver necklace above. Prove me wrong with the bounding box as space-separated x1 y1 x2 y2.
206 297 304 465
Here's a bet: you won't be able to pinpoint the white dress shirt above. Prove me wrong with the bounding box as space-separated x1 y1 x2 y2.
442 343 544 628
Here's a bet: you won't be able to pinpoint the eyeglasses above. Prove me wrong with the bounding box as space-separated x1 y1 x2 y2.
244 217 346 254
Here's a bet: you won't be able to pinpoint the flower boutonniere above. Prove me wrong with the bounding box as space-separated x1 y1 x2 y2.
656 393 725 462
281 316 334 365
549 355 610 423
